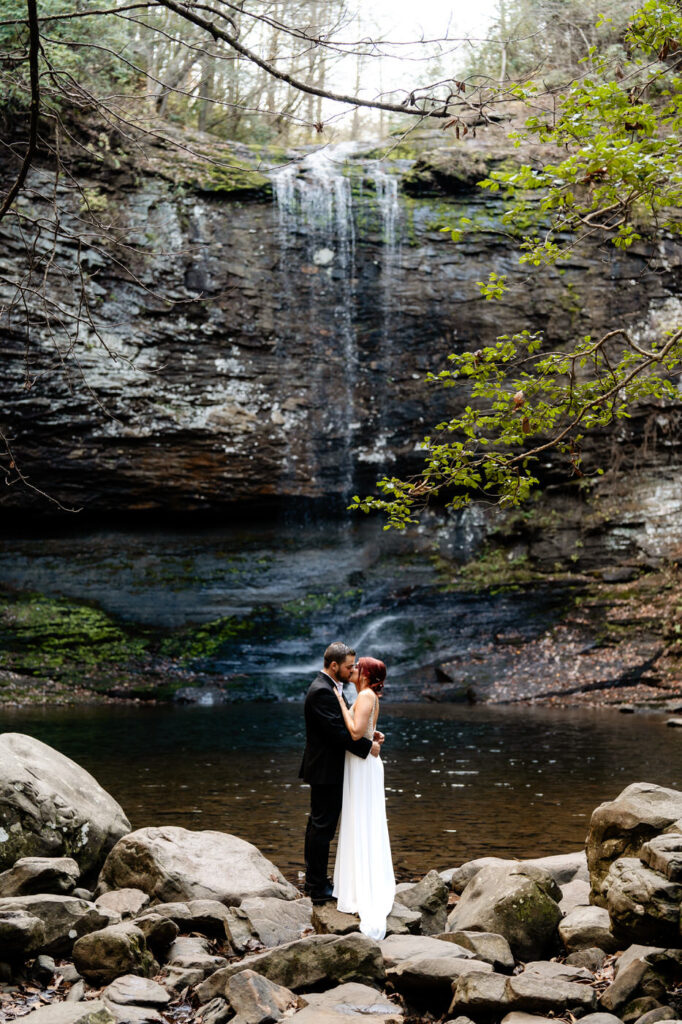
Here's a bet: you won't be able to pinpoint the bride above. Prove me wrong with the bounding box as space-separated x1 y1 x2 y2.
332 656 395 940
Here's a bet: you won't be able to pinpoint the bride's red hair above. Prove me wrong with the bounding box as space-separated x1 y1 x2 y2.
357 656 387 695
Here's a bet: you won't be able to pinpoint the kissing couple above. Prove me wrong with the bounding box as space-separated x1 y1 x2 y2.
299 640 395 940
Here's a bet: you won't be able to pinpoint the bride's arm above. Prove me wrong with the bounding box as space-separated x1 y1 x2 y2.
334 689 373 741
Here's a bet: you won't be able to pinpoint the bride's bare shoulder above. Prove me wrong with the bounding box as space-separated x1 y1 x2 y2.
356 689 374 704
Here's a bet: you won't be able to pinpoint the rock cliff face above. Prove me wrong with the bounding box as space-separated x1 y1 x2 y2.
2 127 682 527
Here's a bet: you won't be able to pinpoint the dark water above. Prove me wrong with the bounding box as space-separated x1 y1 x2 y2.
2 702 678 882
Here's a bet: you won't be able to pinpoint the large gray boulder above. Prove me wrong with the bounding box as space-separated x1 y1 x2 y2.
587 784 682 900
0 857 80 897
447 863 562 961
0 894 118 956
394 871 449 935
0 734 130 879
99 827 298 905
73 922 158 985
197 933 384 1002
602 858 682 945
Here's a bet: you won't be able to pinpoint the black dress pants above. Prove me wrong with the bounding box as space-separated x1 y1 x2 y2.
304 782 343 893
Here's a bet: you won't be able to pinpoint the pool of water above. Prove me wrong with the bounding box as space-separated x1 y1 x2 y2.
3 702 678 882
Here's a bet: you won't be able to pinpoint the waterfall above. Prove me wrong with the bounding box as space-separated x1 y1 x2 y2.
271 143 402 500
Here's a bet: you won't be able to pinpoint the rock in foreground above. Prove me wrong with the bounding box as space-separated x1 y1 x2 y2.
99 826 298 905
0 733 130 878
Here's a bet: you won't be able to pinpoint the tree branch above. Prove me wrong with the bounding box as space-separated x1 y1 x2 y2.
0 0 40 224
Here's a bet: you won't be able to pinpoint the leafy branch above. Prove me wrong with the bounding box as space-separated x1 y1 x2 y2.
354 0 682 528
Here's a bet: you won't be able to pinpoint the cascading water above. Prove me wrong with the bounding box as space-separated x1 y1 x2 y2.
271 143 402 500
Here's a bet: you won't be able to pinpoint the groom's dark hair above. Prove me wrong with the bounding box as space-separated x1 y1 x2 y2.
324 641 355 667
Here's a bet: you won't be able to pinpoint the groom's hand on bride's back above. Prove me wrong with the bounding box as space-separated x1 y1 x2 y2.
373 731 385 745
370 740 381 757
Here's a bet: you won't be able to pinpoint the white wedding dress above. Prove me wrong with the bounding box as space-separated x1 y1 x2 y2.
333 693 395 940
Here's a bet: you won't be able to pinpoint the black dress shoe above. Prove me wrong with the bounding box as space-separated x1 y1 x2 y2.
305 883 334 904
310 891 335 905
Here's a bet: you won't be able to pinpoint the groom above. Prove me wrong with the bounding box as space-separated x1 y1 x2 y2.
299 640 383 903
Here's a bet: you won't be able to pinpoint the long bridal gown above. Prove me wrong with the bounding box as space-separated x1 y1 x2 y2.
333 693 395 940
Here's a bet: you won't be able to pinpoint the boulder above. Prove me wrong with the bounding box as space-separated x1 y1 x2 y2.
577 1016 625 1024
622 998 664 1024
163 934 228 990
0 857 80 897
0 894 118 956
295 982 403 1023
231 895 313 949
196 999 231 1024
13 1003 116 1023
521 853 589 885
137 899 232 939
587 784 682 900
635 1009 677 1024
388 955 491 1012
450 970 598 1018
616 947 666 977
505 973 598 1013
600 958 653 1013
197 932 384 1002
0 733 130 878
224 969 300 1022
96 889 150 919
639 835 682 882
104 975 170 1007
385 901 421 936
0 909 45 958
447 863 562 961
394 870 449 935
523 960 593 982
501 1016 557 1024
311 903 359 936
379 933 474 968
450 972 513 1016
559 905 619 953
559 879 591 915
132 913 179 956
99 827 297 905
441 930 515 972
32 954 57 985
602 858 682 945
73 922 158 985
445 858 515 894
565 947 608 972
102 1003 165 1024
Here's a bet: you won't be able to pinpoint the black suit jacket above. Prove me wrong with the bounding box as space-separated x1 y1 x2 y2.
299 671 373 785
